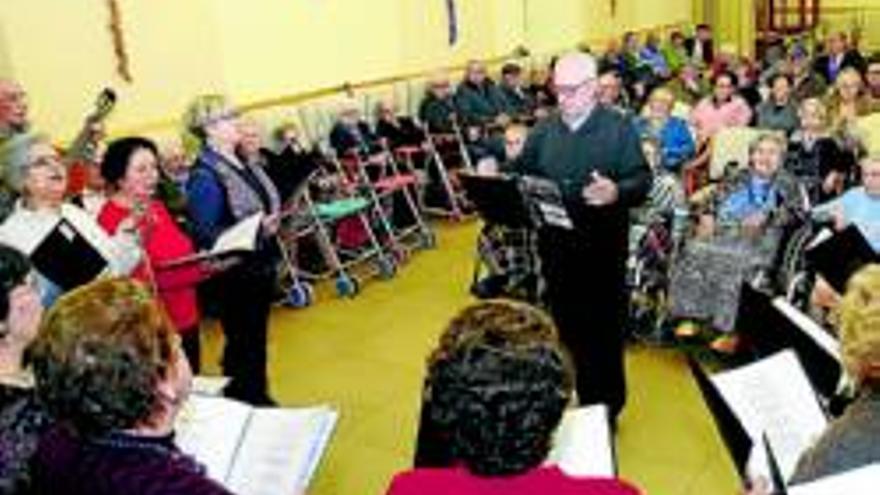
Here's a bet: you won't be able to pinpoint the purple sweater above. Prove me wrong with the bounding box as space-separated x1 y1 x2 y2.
31 425 234 495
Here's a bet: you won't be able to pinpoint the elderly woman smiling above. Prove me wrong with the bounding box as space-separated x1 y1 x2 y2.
0 133 139 306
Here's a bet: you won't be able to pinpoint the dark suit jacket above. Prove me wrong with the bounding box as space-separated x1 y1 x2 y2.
813 50 866 84
684 37 714 65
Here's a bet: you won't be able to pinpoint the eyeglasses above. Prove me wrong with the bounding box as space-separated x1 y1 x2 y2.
555 79 592 98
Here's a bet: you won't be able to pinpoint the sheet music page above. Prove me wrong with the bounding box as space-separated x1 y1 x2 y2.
211 212 264 256
59 205 116 263
174 396 254 483
546 405 615 478
772 297 841 362
788 463 880 494
225 406 338 495
711 350 828 481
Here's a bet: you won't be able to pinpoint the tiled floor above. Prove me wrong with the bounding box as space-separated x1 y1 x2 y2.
204 220 741 494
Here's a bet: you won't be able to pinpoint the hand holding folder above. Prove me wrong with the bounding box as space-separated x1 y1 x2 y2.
159 213 264 269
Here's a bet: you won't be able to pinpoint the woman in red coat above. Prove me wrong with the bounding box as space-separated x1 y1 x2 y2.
97 136 207 372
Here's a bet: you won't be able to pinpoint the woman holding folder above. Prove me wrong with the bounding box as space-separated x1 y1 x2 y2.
183 95 281 406
97 137 211 373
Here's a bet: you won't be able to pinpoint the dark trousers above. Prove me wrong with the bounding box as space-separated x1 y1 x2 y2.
212 259 275 405
180 327 201 375
537 224 628 420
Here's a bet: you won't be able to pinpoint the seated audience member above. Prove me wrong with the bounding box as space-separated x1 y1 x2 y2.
691 71 753 140
733 58 763 111
29 278 234 495
235 117 271 169
634 136 686 226
640 32 670 81
825 67 880 155
266 121 326 200
685 23 714 68
635 87 696 172
0 80 31 221
375 100 427 154
814 154 880 252
0 133 140 306
790 264 880 483
786 98 851 203
813 32 866 85
0 246 49 495
667 63 709 105
497 63 537 121
454 60 509 129
670 134 802 345
184 94 280 406
419 75 458 134
756 74 799 135
662 31 689 74
97 137 209 373
527 61 557 111
597 69 633 113
788 48 828 102
402 300 642 494
329 99 384 160
867 53 880 100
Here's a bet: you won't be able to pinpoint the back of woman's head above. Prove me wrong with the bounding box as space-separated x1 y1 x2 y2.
840 265 880 386
0 244 31 333
427 300 574 477
30 278 176 435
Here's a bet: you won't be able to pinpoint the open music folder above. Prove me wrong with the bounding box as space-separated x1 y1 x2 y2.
174 395 338 495
161 212 264 268
735 286 843 400
805 224 877 293
690 350 829 489
29 209 115 290
546 405 616 478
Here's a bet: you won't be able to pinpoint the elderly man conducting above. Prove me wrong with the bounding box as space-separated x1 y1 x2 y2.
513 53 650 427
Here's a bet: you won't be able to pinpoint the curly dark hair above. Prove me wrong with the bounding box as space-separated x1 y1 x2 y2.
29 278 176 435
101 136 159 186
425 300 574 477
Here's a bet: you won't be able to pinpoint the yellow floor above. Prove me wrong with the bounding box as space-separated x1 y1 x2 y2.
204 220 741 495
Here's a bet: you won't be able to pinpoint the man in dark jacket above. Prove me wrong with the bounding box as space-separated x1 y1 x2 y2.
813 32 866 84
513 53 650 425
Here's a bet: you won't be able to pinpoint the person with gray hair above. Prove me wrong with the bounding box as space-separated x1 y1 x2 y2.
0 133 139 307
0 81 31 222
512 52 650 426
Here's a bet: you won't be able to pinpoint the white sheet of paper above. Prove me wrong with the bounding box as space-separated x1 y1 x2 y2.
175 395 253 482
711 350 828 482
211 212 264 256
788 463 880 495
771 297 841 362
174 395 338 495
546 405 614 478
190 375 231 397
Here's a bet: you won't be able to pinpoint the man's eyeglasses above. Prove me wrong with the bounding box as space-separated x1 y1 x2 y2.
555 79 592 98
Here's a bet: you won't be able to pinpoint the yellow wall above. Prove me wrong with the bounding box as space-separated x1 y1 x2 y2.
820 0 880 51
0 0 694 140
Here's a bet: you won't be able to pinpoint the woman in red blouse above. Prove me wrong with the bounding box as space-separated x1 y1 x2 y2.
97 137 207 372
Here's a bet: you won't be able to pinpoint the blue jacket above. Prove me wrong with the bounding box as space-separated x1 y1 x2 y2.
635 116 695 171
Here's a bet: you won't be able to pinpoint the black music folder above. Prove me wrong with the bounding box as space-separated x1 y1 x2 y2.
30 218 109 291
805 225 877 293
459 172 534 228
735 285 842 400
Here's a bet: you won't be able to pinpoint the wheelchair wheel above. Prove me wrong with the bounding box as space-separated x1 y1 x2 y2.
335 274 359 298
284 282 314 308
777 222 815 294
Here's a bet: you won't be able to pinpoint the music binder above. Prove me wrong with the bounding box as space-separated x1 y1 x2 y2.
689 350 829 485
29 217 109 291
735 286 842 400
459 172 534 228
174 395 338 495
547 405 617 478
160 212 264 268
805 224 877 293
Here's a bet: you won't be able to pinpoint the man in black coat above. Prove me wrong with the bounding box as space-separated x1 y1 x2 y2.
813 32 866 84
513 53 650 425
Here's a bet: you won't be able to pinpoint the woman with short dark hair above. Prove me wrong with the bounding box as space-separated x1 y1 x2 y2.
398 300 642 494
0 244 48 494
